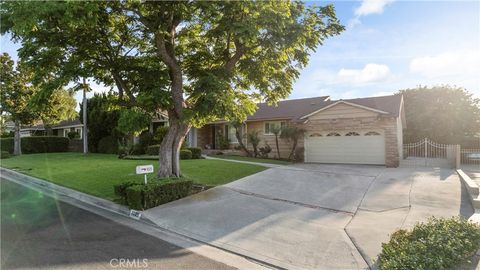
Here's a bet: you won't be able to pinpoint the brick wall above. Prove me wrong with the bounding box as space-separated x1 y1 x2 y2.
246 121 298 159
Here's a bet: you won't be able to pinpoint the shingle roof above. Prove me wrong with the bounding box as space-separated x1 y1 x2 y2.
247 96 330 121
51 119 82 129
246 94 402 122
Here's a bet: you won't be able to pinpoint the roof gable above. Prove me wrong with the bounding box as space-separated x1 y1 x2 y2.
301 100 389 120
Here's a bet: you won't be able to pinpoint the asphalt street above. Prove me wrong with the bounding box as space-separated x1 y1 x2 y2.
0 179 236 270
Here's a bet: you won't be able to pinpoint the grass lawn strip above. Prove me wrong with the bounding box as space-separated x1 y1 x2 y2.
0 153 266 201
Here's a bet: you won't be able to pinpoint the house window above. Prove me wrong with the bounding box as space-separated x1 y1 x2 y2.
365 131 381 136
326 132 341 136
75 128 82 139
345 131 360 136
63 129 69 137
264 121 286 135
227 125 238 143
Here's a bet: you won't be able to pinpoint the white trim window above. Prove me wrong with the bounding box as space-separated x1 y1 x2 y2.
264 121 286 135
227 125 238 143
75 127 82 139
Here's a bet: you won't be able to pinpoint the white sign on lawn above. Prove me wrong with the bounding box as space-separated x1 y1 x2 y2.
136 165 154 184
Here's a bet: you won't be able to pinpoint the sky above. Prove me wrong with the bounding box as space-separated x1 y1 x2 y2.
1 0 479 108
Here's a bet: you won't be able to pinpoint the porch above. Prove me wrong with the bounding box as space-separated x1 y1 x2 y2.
194 122 246 151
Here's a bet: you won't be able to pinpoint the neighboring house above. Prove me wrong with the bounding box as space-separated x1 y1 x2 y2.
189 94 405 167
20 119 83 138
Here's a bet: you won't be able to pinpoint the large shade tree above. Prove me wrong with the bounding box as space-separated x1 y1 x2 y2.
1 1 344 176
399 85 480 145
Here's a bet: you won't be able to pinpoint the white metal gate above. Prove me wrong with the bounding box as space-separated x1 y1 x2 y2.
402 138 458 168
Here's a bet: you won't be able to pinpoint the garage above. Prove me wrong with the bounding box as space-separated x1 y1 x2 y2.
304 130 386 165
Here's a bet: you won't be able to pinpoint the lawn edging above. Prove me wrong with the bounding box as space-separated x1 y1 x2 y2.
0 167 154 225
204 155 287 168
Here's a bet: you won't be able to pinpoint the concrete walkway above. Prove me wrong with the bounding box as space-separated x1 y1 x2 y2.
144 164 472 269
204 155 286 168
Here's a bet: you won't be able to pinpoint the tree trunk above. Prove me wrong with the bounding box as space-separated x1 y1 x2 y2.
158 112 190 178
13 120 21 155
288 139 297 161
274 134 280 159
44 124 53 136
234 124 251 157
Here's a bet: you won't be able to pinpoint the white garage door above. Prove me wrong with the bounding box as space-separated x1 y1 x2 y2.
305 130 385 165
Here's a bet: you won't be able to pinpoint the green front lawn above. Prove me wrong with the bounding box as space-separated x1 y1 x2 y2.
0 153 266 201
209 154 292 165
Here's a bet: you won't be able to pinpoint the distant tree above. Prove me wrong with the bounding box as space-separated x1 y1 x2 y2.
37 88 77 135
280 126 306 160
79 93 123 152
399 86 480 145
0 53 38 155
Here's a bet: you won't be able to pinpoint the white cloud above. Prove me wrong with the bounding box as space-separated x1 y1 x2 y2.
337 63 391 85
355 0 395 16
409 50 480 78
349 0 395 28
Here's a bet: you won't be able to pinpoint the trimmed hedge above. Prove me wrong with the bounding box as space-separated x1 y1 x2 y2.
97 136 118 154
180 149 192 160
146 146 199 160
187 147 202 159
146 144 160 156
0 136 69 154
378 217 480 269
115 179 193 210
1 151 10 159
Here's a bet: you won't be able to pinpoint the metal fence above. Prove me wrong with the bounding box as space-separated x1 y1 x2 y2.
402 138 457 168
461 149 480 166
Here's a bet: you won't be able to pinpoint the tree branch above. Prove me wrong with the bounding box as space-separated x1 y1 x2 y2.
224 38 246 73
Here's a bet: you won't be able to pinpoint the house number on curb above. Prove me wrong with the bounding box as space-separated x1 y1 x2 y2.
129 210 142 220
136 165 154 185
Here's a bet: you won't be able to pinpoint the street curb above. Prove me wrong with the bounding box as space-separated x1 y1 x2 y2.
457 169 480 210
0 167 271 270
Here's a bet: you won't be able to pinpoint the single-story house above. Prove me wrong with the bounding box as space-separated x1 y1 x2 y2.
20 119 84 138
187 94 405 167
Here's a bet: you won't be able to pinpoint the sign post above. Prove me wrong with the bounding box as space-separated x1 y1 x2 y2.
136 165 154 185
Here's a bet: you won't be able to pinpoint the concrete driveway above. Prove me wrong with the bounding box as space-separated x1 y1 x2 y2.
144 164 472 269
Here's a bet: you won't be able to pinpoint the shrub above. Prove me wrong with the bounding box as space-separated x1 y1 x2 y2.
378 217 480 270
114 181 140 203
97 136 118 154
67 131 80 139
187 147 202 159
125 185 144 210
0 151 10 159
259 143 272 158
117 179 193 210
0 138 13 154
146 144 160 156
180 149 192 160
1 136 69 154
138 131 154 151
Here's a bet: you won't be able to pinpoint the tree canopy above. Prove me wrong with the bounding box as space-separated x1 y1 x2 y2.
1 1 344 175
399 85 480 146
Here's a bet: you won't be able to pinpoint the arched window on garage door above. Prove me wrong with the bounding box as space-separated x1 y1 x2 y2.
345 131 360 136
309 133 323 137
326 132 341 136
365 131 381 136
